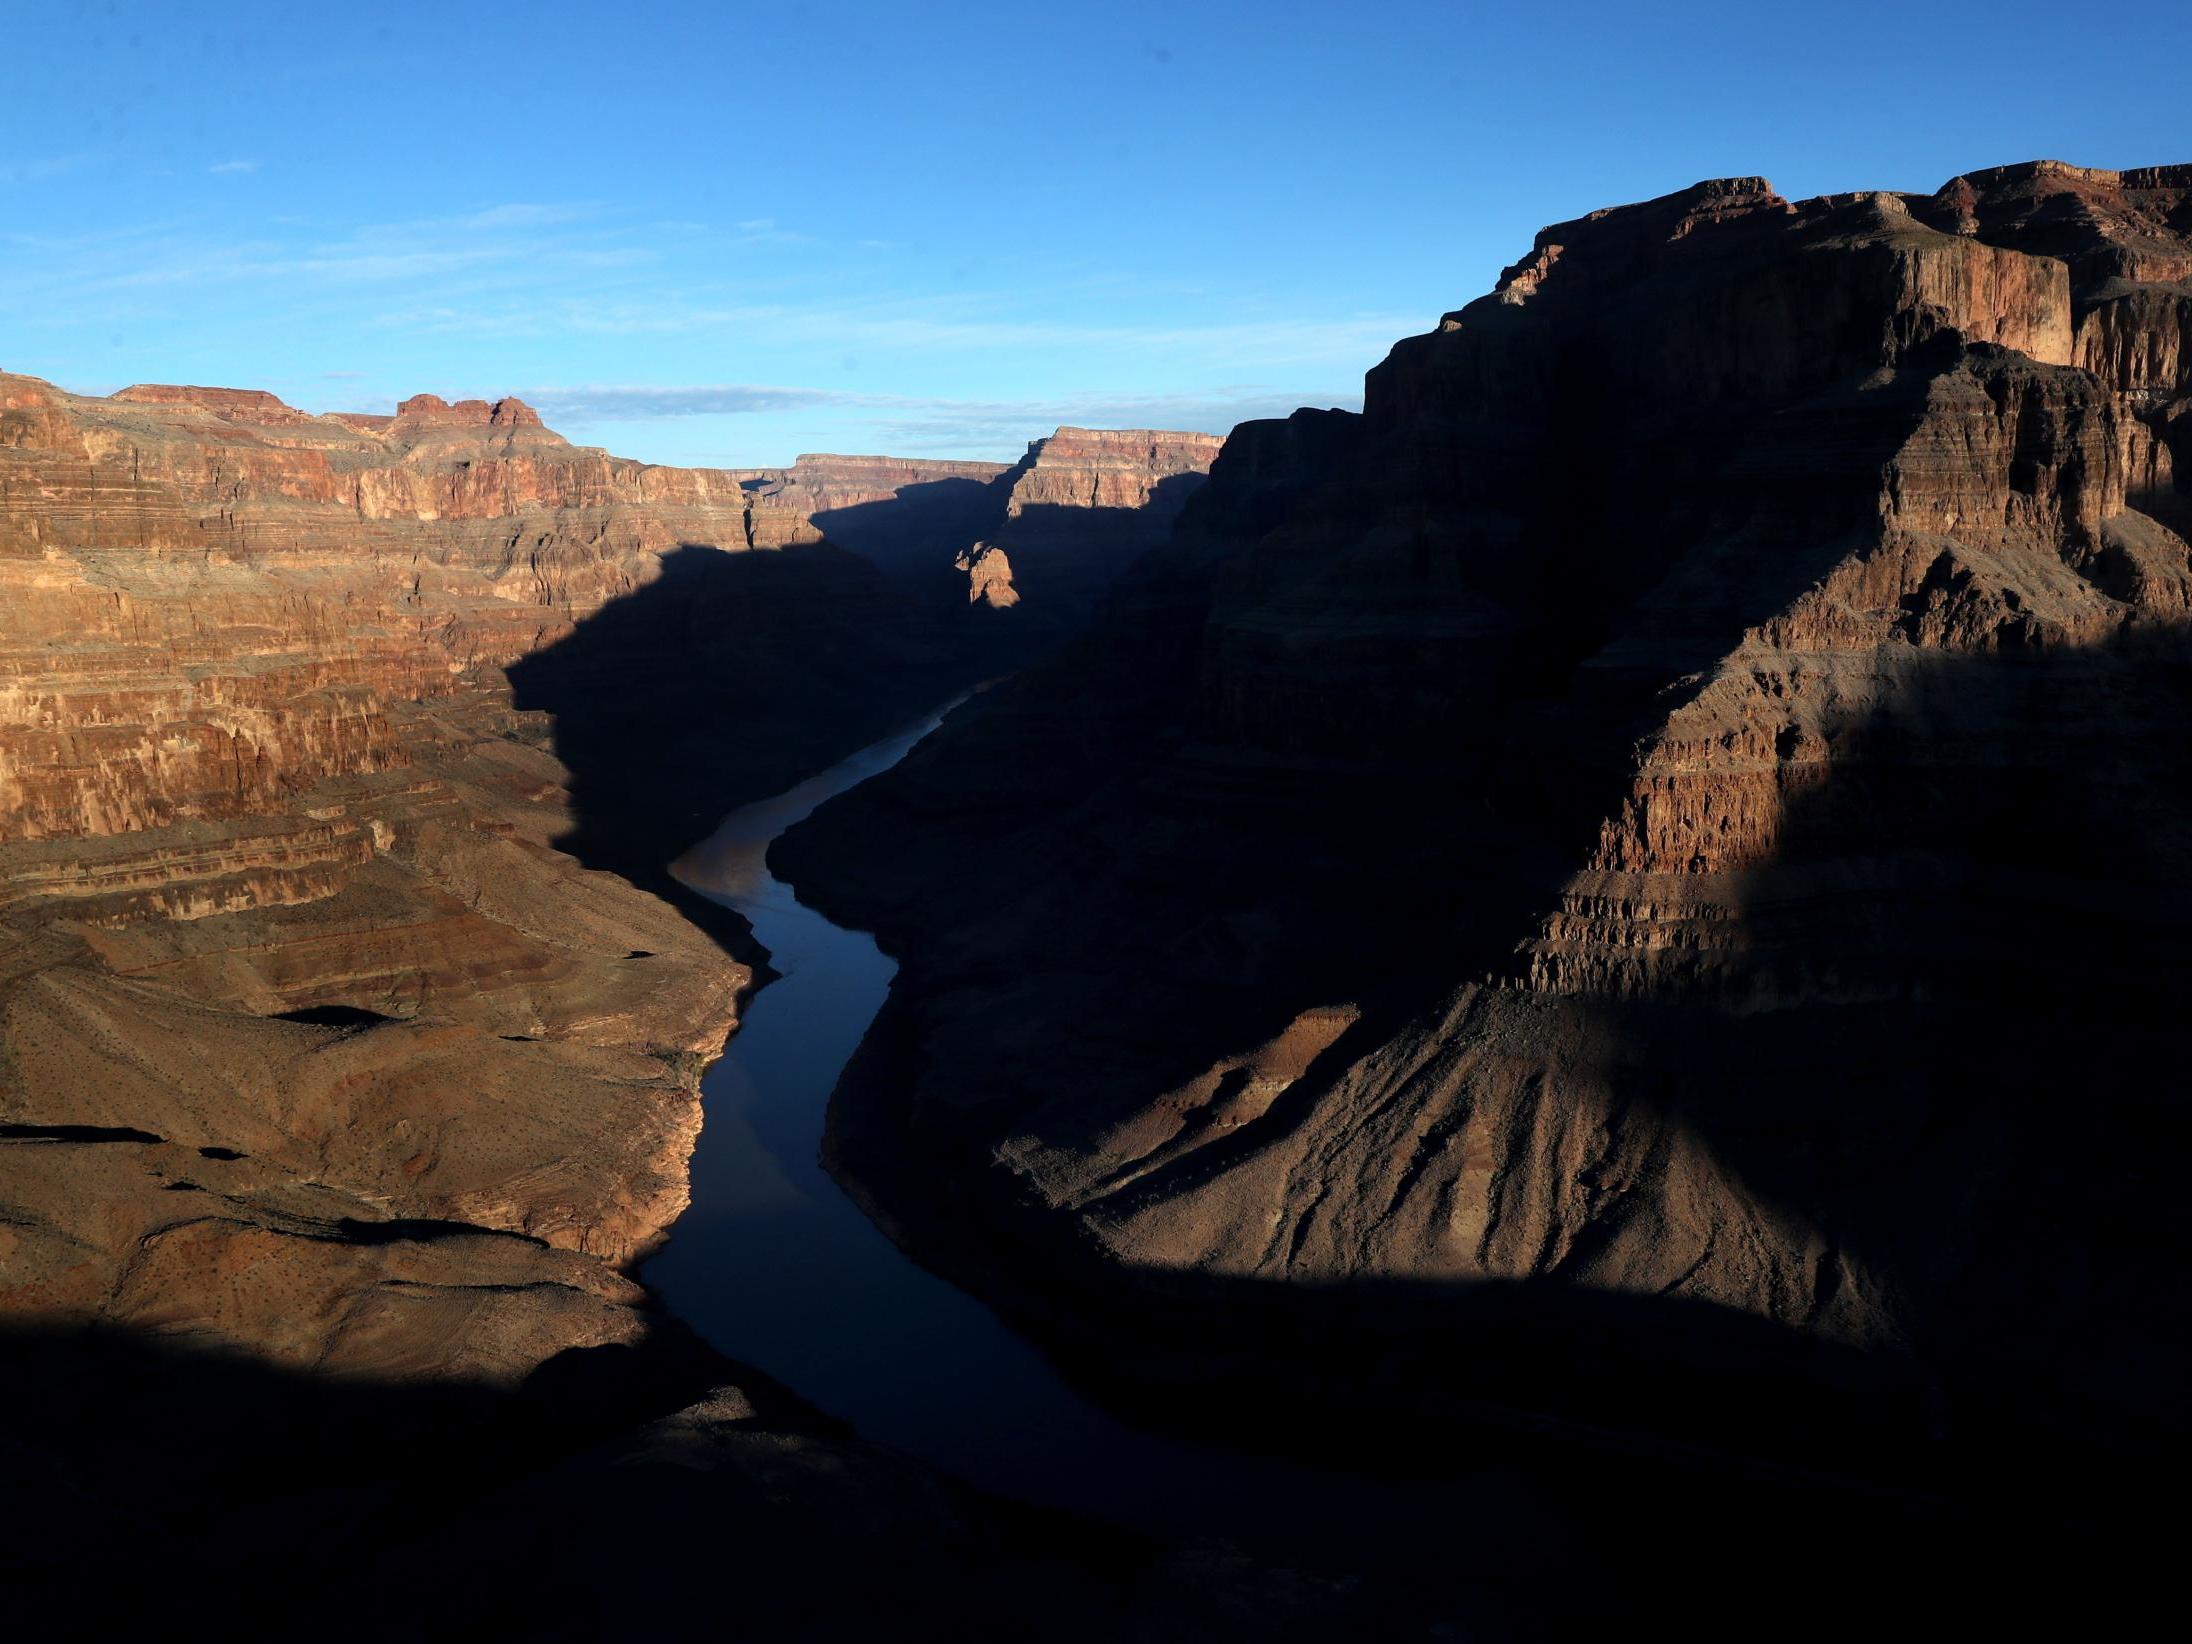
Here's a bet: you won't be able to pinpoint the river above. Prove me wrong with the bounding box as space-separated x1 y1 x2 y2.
642 700 1472 1544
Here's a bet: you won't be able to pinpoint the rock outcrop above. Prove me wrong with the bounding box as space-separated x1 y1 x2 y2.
0 374 1289 1630
0 374 1047 1385
741 452 1012 557
776 161 2192 1478
954 427 1224 623
722 432 1223 631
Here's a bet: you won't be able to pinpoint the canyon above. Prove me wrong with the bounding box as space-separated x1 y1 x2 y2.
0 377 1250 1630
3 156 2185 1636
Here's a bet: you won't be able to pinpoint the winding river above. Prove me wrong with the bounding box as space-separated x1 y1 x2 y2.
643 701 1461 1543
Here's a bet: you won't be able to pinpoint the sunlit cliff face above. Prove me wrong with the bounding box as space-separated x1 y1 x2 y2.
0 367 1224 1389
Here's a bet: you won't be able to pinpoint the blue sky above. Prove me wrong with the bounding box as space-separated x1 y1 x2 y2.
4 2 2186 466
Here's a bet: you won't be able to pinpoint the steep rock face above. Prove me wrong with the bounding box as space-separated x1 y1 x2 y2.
712 435 1222 638
777 162 2192 1468
0 374 1008 1387
955 427 1223 621
0 373 1237 1398
740 452 1011 557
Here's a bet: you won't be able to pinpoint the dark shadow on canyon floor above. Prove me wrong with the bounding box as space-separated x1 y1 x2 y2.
802 473 1006 583
505 541 982 958
804 616 2192 1533
0 1315 1365 1642
0 1307 2128 1641
508 464 1221 959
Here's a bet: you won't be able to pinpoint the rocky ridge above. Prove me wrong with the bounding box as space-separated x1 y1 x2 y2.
776 160 2192 1474
954 427 1225 620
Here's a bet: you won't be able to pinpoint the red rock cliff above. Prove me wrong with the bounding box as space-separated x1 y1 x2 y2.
0 376 1008 1383
774 160 2192 1471
954 426 1223 616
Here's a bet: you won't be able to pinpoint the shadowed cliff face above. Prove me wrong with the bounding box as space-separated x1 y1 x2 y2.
796 470 1009 577
505 539 976 903
775 161 2192 1481
950 431 1225 629
740 433 1223 643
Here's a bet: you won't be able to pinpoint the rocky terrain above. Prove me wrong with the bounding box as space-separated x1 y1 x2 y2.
777 161 2192 1489
0 381 1216 1377
0 376 1267 1632
0 378 772 1375
952 427 1224 626
12 153 2189 1633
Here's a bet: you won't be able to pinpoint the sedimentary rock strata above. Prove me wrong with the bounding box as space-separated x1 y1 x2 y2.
777 161 2192 1467
954 427 1224 621
0 375 1041 1387
728 431 1223 632
742 452 1011 557
0 377 1330 1632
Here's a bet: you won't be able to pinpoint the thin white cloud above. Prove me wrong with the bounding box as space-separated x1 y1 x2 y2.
37 201 632 294
533 383 853 418
383 291 1413 369
0 152 94 184
456 202 591 231
525 380 1363 454
732 219 814 246
320 370 365 380
207 159 260 175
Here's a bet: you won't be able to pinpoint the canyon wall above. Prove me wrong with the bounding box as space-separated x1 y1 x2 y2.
732 430 1225 636
777 161 2192 1473
953 428 1225 623
0 378 1340 1634
0 377 1064 1383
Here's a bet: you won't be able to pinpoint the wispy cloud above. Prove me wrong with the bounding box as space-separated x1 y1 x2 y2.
1 152 95 185
456 202 590 231
207 159 260 176
2 183 1399 464
524 380 1363 454
380 289 1412 369
20 201 641 296
532 383 855 418
729 216 814 246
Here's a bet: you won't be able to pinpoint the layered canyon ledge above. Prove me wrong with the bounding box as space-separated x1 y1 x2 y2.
4 157 2187 1631
776 159 2191 1478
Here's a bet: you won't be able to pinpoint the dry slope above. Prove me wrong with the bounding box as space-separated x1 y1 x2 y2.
777 161 2192 1470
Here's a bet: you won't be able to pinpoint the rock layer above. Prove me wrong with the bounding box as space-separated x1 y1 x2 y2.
955 427 1223 622
0 375 1053 1383
777 161 2192 1472
0 375 1402 1634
